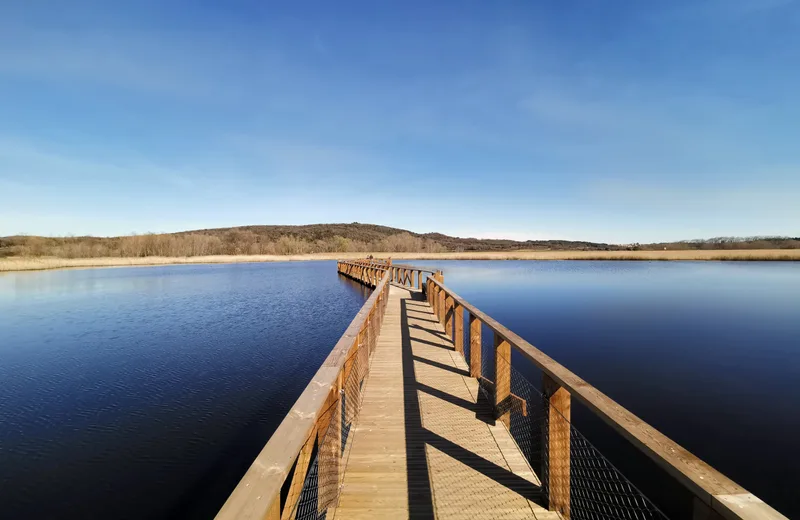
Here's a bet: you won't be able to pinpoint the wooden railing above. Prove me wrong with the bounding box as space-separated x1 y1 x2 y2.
343 258 437 291
425 275 787 520
336 259 388 287
217 258 786 520
215 263 391 520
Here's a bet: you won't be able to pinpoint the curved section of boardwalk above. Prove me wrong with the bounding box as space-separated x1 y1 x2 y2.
333 285 558 520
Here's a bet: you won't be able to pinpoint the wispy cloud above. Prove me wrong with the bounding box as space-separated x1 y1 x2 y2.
0 137 227 194
0 14 286 101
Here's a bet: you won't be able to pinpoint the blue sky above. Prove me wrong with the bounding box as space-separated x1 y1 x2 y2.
1 0 798 243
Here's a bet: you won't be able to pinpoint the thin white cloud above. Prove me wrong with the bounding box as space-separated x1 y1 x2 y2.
0 20 284 101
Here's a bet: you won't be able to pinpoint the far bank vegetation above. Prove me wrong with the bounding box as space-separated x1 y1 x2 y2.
1 231 447 258
2 223 798 259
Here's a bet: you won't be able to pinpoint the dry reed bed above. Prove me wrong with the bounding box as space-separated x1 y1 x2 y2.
1 249 798 273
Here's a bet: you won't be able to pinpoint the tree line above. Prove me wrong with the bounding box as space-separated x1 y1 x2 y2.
0 231 447 258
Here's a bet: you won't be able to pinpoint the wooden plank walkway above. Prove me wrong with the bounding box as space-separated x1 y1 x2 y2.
333 285 559 520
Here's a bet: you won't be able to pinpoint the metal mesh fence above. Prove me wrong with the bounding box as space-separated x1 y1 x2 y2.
286 294 379 520
453 304 667 519
292 452 323 520
488 351 670 520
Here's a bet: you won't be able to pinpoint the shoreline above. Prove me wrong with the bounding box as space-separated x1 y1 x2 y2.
1 249 799 273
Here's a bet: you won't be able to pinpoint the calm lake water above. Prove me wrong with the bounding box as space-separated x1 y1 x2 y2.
1 260 798 518
0 262 369 519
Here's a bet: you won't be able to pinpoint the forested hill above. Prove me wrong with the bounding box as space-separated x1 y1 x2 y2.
1 222 798 258
184 224 614 252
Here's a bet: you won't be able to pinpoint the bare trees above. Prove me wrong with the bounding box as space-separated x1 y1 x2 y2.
1 232 448 258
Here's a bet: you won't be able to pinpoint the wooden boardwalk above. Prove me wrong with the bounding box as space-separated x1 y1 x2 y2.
333 285 558 520
218 260 787 520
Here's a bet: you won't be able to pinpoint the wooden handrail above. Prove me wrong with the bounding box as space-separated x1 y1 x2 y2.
338 260 388 288
387 261 437 274
341 259 436 291
216 265 391 520
427 276 786 520
346 258 437 275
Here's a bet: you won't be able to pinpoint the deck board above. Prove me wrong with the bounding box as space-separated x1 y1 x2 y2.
334 285 559 520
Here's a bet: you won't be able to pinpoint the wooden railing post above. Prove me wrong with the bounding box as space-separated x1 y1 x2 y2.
445 295 454 340
438 285 445 325
417 271 422 290
494 333 511 428
357 327 368 385
469 313 481 378
431 271 443 323
454 303 464 355
543 373 571 520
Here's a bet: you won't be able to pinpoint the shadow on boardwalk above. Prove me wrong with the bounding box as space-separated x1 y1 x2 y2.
399 290 546 519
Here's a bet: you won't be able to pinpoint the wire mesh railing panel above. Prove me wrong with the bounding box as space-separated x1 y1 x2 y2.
292 453 323 520
288 326 376 519
569 432 669 520
478 352 670 520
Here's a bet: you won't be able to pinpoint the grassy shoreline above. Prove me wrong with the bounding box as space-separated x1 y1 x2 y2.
1 249 798 273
